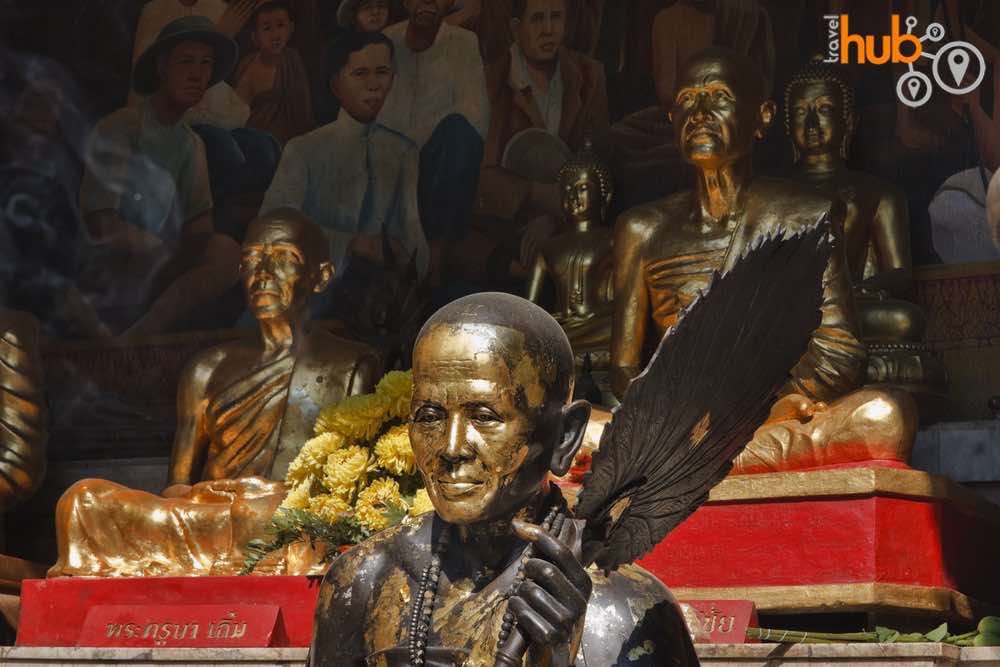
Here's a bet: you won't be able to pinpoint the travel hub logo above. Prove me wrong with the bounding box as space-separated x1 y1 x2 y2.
823 14 985 108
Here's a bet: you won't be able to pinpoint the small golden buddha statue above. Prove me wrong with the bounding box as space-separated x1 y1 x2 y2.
610 47 918 474
785 59 944 397
0 309 46 513
310 293 696 666
526 140 614 366
49 209 379 577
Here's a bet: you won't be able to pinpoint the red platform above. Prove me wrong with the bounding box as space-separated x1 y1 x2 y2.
17 576 320 647
640 465 1000 620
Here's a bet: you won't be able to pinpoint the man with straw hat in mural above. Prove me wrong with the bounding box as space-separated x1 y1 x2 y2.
78 16 243 337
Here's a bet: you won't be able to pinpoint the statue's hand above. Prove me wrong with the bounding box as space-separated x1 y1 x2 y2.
508 518 592 656
767 394 827 424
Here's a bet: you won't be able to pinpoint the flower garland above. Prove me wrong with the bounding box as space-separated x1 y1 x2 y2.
242 370 432 573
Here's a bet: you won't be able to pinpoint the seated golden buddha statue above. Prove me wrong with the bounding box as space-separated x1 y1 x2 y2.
610 47 917 474
784 59 944 396
309 293 697 666
49 209 379 577
526 139 614 367
0 309 46 513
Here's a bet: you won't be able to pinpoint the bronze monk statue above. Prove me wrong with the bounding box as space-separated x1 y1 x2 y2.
526 139 614 365
50 209 379 577
310 222 835 666
0 309 46 513
785 60 943 396
610 47 918 474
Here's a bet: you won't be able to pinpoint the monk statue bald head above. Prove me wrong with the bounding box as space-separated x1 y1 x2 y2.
411 292 589 526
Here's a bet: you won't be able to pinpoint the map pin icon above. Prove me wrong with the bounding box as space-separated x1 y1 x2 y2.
907 77 921 100
948 49 970 87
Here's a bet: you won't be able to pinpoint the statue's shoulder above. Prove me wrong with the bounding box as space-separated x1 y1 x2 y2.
180 338 255 386
581 564 698 666
615 191 692 239
308 328 380 371
753 177 838 228
319 514 431 604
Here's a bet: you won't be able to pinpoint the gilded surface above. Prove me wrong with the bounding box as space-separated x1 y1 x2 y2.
527 141 615 357
0 310 47 512
310 294 696 666
49 210 378 578
608 48 914 474
784 62 942 393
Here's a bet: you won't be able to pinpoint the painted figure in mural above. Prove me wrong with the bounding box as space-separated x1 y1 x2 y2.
308 293 699 666
78 16 242 337
337 0 391 33
610 48 918 474
526 139 613 362
379 0 489 282
130 0 257 126
49 209 379 577
233 1 316 145
260 31 428 288
0 310 47 514
785 59 941 391
473 0 605 63
476 0 610 280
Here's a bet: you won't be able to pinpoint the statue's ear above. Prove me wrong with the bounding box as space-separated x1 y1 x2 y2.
756 100 776 139
550 400 592 476
314 261 335 293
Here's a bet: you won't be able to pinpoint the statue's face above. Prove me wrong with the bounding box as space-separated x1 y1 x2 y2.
561 171 602 223
512 0 566 65
404 0 453 29
670 57 770 168
410 324 559 525
788 80 848 158
157 40 215 109
240 218 324 320
331 43 394 124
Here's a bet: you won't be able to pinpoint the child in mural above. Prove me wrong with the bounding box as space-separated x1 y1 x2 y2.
233 1 315 144
337 0 391 33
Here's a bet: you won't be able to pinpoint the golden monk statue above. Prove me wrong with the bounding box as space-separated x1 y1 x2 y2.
50 209 379 577
526 139 614 365
610 48 917 474
309 293 698 666
785 59 944 396
0 309 46 513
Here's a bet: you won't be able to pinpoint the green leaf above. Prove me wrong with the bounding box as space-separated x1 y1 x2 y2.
875 626 899 643
925 623 949 643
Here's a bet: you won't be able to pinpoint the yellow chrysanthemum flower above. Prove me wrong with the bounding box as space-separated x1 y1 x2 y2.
373 424 415 475
355 478 403 532
280 481 312 510
376 370 413 420
308 493 351 523
409 488 435 516
315 393 390 440
322 445 371 498
286 432 347 485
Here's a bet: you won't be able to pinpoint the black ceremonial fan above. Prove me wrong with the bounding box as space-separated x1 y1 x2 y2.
575 218 834 570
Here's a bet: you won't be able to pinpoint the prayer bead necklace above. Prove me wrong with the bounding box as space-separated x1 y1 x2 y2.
406 500 564 667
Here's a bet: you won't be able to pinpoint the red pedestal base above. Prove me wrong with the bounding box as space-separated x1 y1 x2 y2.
16 576 320 648
640 466 1000 620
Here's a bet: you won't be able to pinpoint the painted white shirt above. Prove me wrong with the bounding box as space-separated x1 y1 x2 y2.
380 21 490 147
259 112 429 276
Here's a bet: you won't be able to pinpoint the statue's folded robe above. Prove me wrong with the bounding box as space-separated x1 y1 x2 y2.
48 476 321 577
